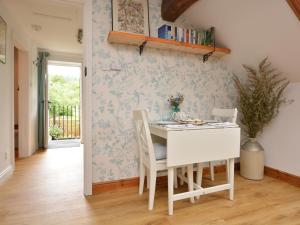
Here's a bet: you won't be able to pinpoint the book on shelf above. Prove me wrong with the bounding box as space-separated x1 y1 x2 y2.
158 24 213 46
158 25 172 40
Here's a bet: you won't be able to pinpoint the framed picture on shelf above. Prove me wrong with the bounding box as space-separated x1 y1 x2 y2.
0 16 7 64
112 0 150 36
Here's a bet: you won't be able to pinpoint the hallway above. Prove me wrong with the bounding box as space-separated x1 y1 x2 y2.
0 147 86 225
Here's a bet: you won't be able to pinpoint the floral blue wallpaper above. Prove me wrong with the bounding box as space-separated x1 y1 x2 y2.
92 0 237 182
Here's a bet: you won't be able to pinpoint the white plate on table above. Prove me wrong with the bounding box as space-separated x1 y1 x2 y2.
151 121 178 125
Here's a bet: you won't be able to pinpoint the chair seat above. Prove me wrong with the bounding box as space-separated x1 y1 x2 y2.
153 143 167 160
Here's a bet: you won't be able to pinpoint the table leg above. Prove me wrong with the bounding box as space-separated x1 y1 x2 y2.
187 164 195 203
226 159 230 182
229 158 235 200
196 163 203 200
168 167 174 215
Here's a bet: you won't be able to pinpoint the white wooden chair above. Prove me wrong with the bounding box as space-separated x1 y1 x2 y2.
133 110 182 210
209 108 238 181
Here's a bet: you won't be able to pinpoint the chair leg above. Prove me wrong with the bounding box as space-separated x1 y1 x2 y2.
209 162 215 181
228 158 235 200
187 164 195 203
148 169 157 210
146 170 150 189
168 168 174 216
139 163 145 195
226 159 230 182
174 168 178 189
180 167 186 185
196 163 203 200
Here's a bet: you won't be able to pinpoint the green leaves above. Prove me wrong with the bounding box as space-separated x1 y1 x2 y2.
49 74 80 107
233 58 289 138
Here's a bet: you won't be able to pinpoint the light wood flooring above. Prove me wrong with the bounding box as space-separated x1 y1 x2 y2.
0 147 300 225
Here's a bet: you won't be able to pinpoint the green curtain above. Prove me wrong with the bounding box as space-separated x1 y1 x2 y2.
37 52 49 148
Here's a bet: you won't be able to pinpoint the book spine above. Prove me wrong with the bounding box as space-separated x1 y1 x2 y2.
172 25 175 40
180 28 184 42
193 30 195 44
193 30 196 44
158 25 166 39
167 25 172 39
186 29 189 43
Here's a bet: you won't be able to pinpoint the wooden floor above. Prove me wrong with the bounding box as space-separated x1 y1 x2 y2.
0 147 300 225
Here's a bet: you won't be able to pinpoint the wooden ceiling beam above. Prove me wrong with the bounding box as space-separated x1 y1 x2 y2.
161 0 198 22
287 0 300 21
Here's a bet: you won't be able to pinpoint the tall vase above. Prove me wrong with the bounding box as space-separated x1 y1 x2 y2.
171 105 180 120
240 138 265 180
172 105 180 113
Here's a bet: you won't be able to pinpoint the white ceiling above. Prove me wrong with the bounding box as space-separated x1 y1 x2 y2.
2 0 83 54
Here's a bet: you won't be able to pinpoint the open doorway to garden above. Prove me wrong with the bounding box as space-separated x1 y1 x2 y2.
47 61 82 149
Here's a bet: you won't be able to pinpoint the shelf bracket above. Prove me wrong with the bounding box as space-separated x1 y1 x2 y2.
203 51 215 63
203 27 216 63
139 41 147 55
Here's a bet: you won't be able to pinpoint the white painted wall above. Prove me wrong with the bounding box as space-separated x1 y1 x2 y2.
47 50 82 63
17 46 38 158
0 14 13 175
259 83 300 176
183 0 300 176
0 1 38 180
183 0 300 82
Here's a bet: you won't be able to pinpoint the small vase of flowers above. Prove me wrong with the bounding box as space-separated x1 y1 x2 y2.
168 93 184 119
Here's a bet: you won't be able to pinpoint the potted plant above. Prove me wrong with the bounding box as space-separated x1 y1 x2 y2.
168 93 184 113
168 93 185 120
233 58 289 180
49 125 63 140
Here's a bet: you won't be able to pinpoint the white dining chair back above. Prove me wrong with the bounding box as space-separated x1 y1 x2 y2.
209 108 238 181
133 110 156 165
134 110 179 210
212 108 238 124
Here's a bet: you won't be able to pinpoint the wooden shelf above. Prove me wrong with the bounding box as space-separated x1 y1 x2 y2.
108 31 231 57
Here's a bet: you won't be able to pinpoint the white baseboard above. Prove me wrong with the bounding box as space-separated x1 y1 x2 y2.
0 165 13 184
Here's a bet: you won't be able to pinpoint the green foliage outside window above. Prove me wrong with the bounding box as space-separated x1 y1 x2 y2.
49 74 80 117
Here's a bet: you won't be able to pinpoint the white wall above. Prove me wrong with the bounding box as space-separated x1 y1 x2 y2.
183 0 300 82
259 83 300 176
183 0 300 176
183 0 300 175
17 46 38 158
46 50 82 63
0 1 38 179
0 12 13 175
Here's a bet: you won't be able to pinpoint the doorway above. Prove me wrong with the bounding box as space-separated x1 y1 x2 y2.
46 61 82 149
7 0 92 196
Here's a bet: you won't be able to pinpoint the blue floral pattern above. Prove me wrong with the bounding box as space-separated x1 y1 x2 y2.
92 0 237 182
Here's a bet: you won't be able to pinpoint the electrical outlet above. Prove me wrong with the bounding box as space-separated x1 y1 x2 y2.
4 152 8 160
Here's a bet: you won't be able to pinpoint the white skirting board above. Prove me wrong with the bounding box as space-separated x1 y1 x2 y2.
0 165 13 184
